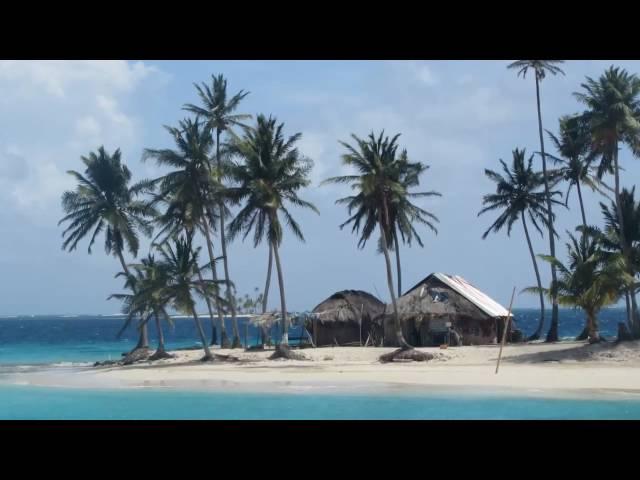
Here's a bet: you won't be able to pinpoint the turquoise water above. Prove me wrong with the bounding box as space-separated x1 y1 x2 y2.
1 384 639 419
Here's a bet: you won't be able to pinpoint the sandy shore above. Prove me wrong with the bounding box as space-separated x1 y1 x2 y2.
6 341 640 397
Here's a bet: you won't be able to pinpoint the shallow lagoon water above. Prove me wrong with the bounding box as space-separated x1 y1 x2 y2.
1 383 640 420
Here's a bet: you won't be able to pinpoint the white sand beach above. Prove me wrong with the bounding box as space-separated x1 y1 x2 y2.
9 340 640 397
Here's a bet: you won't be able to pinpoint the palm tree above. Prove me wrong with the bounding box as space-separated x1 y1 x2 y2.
143 118 227 347
324 131 432 360
574 66 640 331
508 60 566 342
156 235 224 361
386 152 440 296
596 188 640 334
59 146 155 357
110 254 174 361
547 114 603 229
478 148 563 341
184 74 252 349
526 231 628 343
226 114 318 358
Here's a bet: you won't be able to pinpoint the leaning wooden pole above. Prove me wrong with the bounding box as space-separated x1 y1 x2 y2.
495 287 516 375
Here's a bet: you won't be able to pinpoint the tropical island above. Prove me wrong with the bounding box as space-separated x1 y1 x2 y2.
2 60 640 417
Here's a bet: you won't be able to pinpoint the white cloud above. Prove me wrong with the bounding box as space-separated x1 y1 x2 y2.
414 64 437 85
388 61 438 86
74 116 101 137
0 60 158 99
0 61 166 223
0 148 28 181
417 85 516 130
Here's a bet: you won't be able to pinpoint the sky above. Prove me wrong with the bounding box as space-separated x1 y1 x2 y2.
1 60 639 315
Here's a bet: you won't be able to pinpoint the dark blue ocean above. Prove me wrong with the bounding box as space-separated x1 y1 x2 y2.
1 308 638 419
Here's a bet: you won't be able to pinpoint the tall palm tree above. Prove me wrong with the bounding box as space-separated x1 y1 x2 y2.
59 146 155 356
110 254 174 361
574 66 640 332
143 118 226 347
547 114 603 229
156 235 224 361
478 148 563 341
184 74 252 349
226 114 318 358
324 131 432 359
508 60 565 342
526 231 628 343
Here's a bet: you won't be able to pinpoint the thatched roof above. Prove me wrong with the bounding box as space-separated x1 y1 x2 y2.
386 273 511 320
312 290 385 323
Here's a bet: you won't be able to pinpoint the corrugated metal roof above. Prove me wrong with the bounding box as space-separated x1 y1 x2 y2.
432 273 512 318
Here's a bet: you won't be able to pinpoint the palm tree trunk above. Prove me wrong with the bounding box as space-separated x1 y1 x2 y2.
522 216 545 341
201 220 229 347
116 249 149 350
611 144 640 335
271 238 288 346
587 310 601 343
631 291 640 337
195 265 220 344
394 229 402 298
576 181 588 229
260 243 274 345
625 292 632 330
262 244 273 313
216 128 240 348
155 314 165 353
380 199 410 349
573 184 592 342
192 308 213 359
535 76 559 342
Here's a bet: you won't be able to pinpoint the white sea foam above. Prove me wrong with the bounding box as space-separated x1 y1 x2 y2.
49 362 93 368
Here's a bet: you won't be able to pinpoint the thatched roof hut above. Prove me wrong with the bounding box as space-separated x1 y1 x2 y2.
308 290 386 346
381 273 517 347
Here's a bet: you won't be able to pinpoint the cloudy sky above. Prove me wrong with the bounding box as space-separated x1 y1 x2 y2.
1 60 639 315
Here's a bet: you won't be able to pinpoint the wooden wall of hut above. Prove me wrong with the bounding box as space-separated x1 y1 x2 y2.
311 317 383 347
382 314 499 347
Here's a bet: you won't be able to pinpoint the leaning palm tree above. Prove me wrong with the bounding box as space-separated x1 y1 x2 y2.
110 254 174 361
59 146 155 358
526 231 627 343
143 118 228 347
156 235 224 361
574 66 640 333
324 131 432 361
547 114 603 229
478 148 563 341
508 60 565 342
184 74 252 348
226 114 318 359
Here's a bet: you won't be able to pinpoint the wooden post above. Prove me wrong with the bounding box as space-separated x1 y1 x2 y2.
359 304 364 346
495 287 516 375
